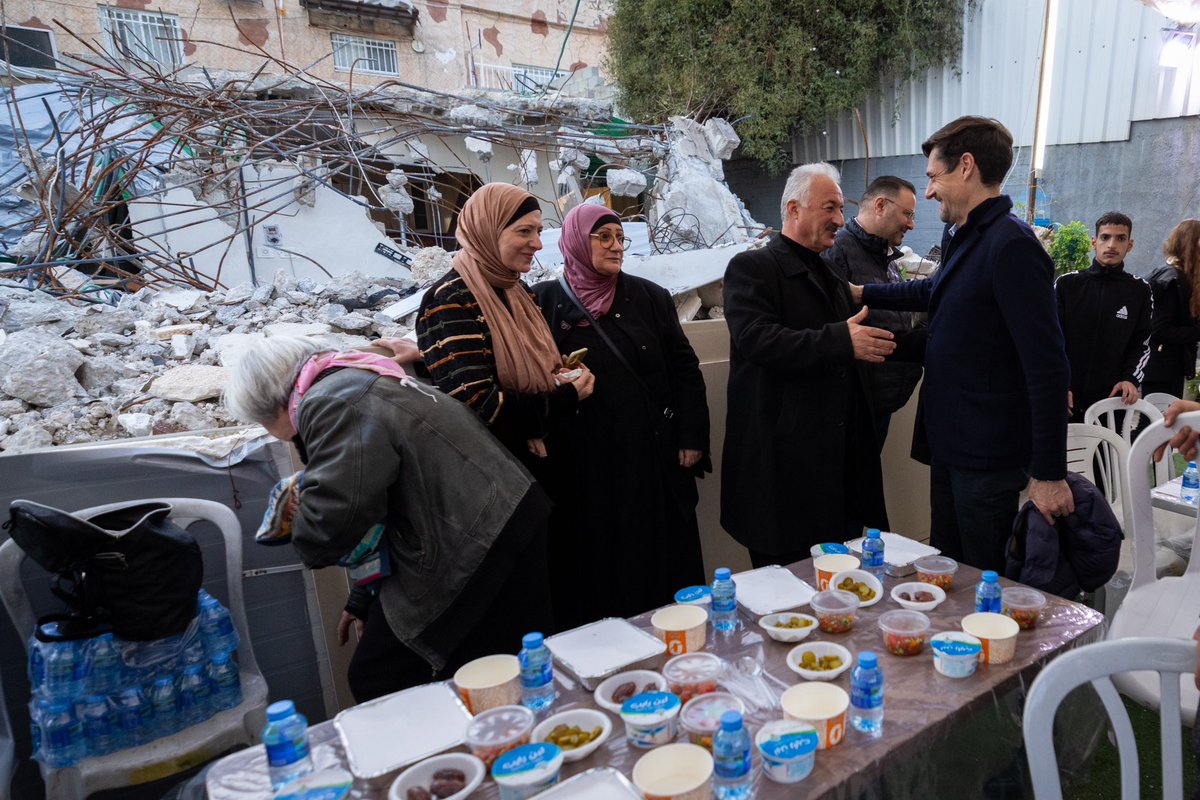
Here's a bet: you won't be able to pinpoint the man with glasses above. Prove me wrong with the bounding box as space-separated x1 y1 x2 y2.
722 162 899 567
823 176 926 451
850 116 1072 572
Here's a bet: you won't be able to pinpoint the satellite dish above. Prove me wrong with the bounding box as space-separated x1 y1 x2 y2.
411 39 426 53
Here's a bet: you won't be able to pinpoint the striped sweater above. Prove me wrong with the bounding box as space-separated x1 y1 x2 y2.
416 269 576 454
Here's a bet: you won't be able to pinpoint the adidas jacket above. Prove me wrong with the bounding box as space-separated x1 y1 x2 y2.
1054 260 1152 418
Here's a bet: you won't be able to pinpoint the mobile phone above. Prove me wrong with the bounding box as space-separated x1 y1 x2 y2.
564 348 588 369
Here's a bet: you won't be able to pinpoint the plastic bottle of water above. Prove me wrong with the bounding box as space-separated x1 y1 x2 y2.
30 701 45 761
862 528 886 581
27 636 45 695
975 570 1002 613
198 591 239 655
208 651 243 712
179 663 213 727
1183 461 1199 505
518 632 557 715
850 651 884 737
712 710 753 799
42 639 84 702
263 700 315 790
112 687 151 750
86 633 122 695
149 675 182 740
711 568 739 633
81 695 115 757
41 701 85 768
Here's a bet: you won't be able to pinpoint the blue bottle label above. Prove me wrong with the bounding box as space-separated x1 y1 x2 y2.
47 721 79 749
266 734 310 767
519 660 552 689
714 749 751 779
851 681 883 710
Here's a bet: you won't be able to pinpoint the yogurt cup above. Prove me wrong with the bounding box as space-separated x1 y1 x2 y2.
674 585 712 611
961 612 1020 665
913 555 958 590
454 654 521 714
621 691 682 748
662 652 723 705
930 631 982 678
755 720 819 784
809 542 851 559
780 682 850 749
465 704 534 768
631 743 713 800
491 742 563 800
680 692 744 751
813 553 861 591
651 604 709 656
1002 587 1047 629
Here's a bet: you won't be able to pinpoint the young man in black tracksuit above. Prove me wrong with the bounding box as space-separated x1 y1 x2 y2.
1054 211 1152 423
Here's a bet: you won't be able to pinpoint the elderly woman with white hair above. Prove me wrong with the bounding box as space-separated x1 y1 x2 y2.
223 335 553 701
720 162 897 568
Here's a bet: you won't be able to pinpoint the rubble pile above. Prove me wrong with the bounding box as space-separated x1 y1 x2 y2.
0 267 427 453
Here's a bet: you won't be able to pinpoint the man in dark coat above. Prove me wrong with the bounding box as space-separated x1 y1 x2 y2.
822 176 927 450
852 116 1073 572
1055 211 1152 422
721 162 898 568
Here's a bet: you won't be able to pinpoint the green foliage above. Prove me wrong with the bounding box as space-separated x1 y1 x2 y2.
606 0 972 172
1049 221 1092 277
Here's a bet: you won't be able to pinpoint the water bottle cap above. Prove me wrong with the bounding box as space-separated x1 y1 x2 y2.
1190 461 1198 468
719 710 743 731
714 568 731 581
982 570 999 582
522 632 544 650
867 528 881 538
858 651 878 668
267 700 296 721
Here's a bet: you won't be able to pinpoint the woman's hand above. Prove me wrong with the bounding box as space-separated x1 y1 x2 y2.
527 438 548 458
679 449 703 468
373 337 423 366
565 364 596 400
1155 400 1200 461
336 610 364 646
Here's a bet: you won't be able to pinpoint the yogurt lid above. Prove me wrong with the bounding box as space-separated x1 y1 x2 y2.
662 652 723 682
681 692 743 732
675 585 712 604
491 742 563 784
621 691 681 722
755 720 819 760
811 542 850 555
466 705 533 744
930 632 982 657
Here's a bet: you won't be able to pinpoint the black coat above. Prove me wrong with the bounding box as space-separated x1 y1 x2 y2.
534 272 709 625
1145 263 1200 392
720 234 888 556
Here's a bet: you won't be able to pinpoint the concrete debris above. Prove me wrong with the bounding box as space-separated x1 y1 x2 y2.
379 169 416 215
407 247 454 286
605 168 648 198
464 137 494 162
0 265 423 452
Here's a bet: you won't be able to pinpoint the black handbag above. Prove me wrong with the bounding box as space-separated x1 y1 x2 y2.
4 500 204 641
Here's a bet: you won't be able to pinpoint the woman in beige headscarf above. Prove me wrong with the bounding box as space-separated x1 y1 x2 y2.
417 183 595 468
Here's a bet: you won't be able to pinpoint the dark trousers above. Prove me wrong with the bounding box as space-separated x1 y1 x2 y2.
347 490 554 703
929 463 1028 573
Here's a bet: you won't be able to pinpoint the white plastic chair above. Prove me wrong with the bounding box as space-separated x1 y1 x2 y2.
1109 414 1200 726
1144 392 1181 415
1024 637 1196 800
1085 397 1167 485
0 498 269 799
1066 423 1131 531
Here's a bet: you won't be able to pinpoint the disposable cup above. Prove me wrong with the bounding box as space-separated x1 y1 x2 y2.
631 743 713 800
650 605 708 656
454 654 521 714
813 554 860 591
780 682 850 749
961 612 1020 664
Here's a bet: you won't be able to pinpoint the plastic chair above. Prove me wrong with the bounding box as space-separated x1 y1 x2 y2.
1085 397 1167 485
1024 637 1196 800
1109 414 1200 726
1144 392 1180 415
0 498 269 799
1066 423 1131 531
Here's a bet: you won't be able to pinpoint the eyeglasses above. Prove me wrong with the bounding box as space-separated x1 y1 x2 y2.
883 197 916 221
590 231 632 250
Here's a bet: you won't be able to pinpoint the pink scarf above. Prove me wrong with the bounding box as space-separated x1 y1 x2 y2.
560 204 622 323
287 351 409 431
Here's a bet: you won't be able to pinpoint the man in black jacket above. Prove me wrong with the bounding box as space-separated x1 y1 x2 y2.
721 162 897 567
1054 211 1152 422
823 176 926 450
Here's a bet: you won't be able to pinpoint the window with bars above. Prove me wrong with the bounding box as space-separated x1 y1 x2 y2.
98 7 183 67
331 33 398 76
511 63 569 93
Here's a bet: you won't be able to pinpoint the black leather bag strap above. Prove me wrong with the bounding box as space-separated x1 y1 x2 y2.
557 274 673 420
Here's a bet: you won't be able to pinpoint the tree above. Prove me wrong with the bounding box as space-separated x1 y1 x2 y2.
1048 221 1092 277
606 0 972 171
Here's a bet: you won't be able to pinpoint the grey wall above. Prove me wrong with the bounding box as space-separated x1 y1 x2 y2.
726 115 1200 276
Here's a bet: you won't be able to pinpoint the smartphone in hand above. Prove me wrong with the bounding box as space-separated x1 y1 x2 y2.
563 348 588 369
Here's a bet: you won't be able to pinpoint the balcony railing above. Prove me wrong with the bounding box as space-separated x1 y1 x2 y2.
470 62 569 95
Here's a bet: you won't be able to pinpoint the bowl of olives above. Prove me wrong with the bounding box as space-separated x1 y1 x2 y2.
829 569 883 607
785 642 853 681
758 612 820 643
532 707 611 763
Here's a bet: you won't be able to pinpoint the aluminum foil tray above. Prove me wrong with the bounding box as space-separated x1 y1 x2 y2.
732 565 817 616
333 681 472 782
531 766 642 798
545 617 666 690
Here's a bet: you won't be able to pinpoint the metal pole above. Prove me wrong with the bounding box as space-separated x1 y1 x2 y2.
1028 0 1057 226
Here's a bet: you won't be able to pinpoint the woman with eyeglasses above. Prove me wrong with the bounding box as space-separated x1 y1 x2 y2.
534 204 710 627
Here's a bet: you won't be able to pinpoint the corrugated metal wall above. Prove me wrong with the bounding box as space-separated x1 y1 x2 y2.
793 0 1200 163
